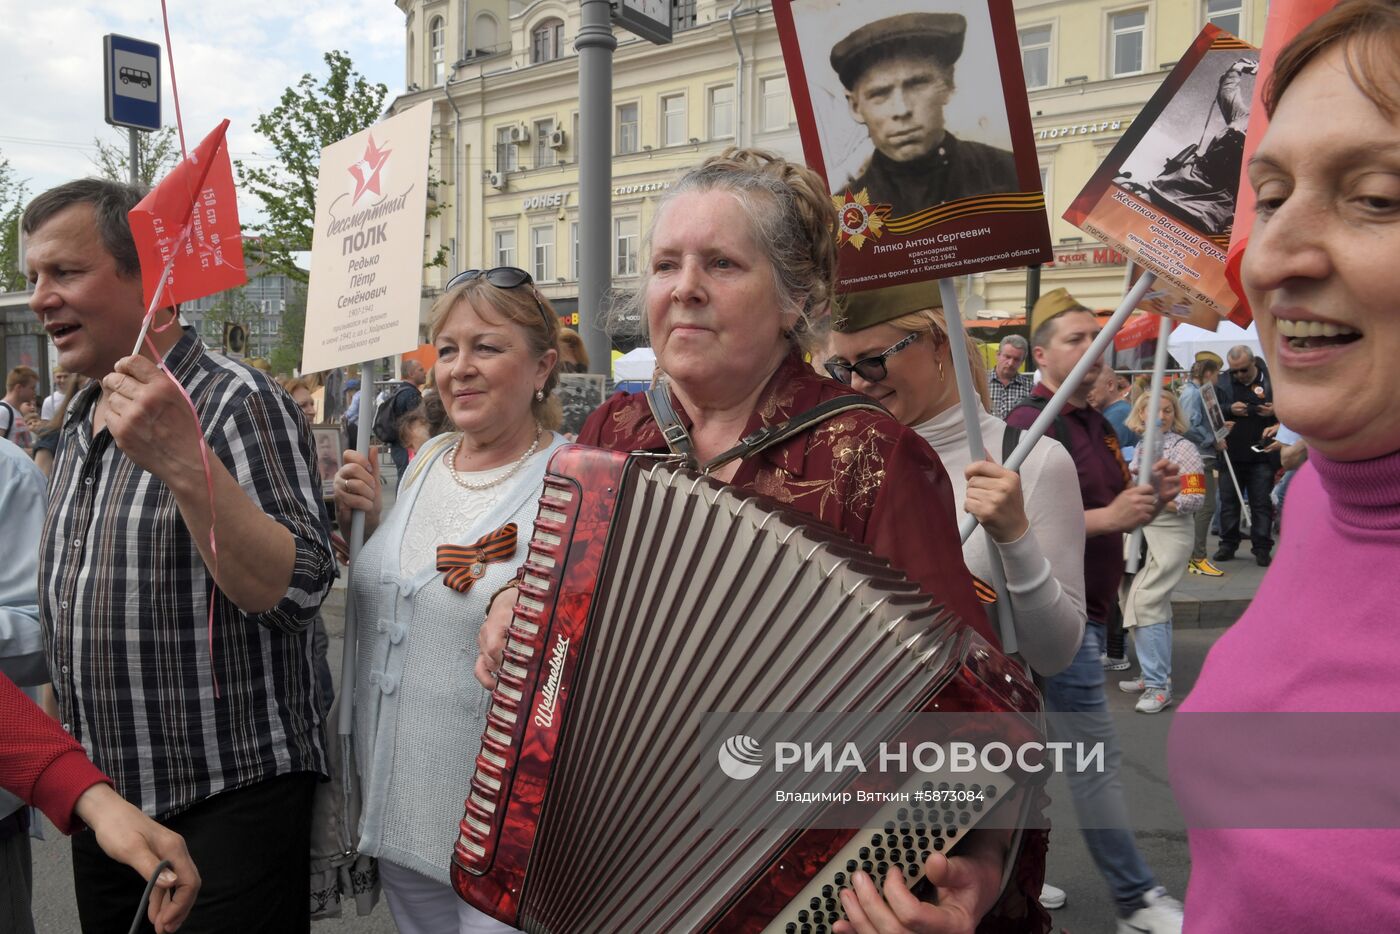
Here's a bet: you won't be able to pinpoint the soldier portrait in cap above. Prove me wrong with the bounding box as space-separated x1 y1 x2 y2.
828 7 1019 218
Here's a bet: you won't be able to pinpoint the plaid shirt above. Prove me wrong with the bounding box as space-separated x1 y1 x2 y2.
988 372 1034 420
40 329 334 818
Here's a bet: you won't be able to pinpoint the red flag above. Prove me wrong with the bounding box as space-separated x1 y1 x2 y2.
1224 1 1338 325
1114 312 1173 352
128 119 247 311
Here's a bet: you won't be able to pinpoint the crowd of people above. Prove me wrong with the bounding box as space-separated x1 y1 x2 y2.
2 3 1398 932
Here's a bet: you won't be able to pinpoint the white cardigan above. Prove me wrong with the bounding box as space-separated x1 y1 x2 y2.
914 406 1087 676
351 431 568 884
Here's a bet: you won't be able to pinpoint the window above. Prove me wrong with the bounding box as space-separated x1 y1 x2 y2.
494 127 518 173
535 118 557 168
532 18 564 63
1204 0 1242 36
474 12 500 54
570 221 580 280
1020 25 1052 90
430 16 446 85
532 225 555 281
708 85 734 139
617 102 640 154
661 93 687 147
494 229 516 268
614 216 640 277
1109 10 1147 77
760 77 788 132
673 0 697 31
1039 166 1051 219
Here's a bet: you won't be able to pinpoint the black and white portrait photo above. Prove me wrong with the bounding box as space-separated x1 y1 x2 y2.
556 374 607 440
789 0 1018 219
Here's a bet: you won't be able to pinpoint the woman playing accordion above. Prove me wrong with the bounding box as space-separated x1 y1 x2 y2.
477 148 1050 934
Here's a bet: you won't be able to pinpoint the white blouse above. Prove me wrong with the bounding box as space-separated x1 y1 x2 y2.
914 406 1087 676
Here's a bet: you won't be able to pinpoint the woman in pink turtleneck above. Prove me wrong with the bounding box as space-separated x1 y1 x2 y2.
1170 3 1400 930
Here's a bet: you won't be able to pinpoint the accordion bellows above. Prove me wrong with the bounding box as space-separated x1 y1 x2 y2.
453 447 1041 932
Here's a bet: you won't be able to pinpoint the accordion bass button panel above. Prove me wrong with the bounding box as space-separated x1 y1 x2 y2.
759 769 1007 934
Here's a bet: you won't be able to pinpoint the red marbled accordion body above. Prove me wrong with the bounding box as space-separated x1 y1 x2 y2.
450 446 1043 932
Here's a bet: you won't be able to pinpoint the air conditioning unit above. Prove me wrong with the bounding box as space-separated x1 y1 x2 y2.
508 123 530 144
547 128 567 150
487 171 507 190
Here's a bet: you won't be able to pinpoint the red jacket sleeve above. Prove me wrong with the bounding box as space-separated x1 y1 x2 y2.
1 674 110 834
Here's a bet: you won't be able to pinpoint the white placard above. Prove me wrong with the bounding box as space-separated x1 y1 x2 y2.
302 103 433 374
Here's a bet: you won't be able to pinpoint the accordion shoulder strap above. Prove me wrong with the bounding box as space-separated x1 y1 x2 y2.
644 384 697 464
701 396 887 474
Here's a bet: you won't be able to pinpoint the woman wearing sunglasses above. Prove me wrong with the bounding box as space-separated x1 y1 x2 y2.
332 266 566 933
826 283 1086 680
476 148 1052 934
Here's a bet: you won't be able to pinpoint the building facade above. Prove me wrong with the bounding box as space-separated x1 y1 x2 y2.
392 0 802 344
392 0 1267 339
181 263 300 361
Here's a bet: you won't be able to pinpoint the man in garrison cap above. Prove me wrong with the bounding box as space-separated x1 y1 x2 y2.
831 12 1019 218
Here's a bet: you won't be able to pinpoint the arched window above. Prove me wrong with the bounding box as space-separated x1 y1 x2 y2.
430 15 446 85
475 12 500 55
531 18 564 64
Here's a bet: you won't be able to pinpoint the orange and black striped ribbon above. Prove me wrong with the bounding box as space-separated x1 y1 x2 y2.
437 523 519 594
971 575 999 605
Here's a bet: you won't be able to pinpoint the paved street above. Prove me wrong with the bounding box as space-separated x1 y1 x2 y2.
31 544 1269 932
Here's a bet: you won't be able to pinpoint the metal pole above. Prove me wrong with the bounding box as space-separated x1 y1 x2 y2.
576 0 616 375
1219 451 1251 534
338 358 377 736
960 271 1158 541
1024 264 1041 320
1125 315 1173 573
938 278 1016 655
128 128 140 186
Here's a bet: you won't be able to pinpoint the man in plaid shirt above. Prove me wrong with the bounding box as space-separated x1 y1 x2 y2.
24 178 335 931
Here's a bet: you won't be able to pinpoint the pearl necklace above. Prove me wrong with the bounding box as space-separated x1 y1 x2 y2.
444 426 543 491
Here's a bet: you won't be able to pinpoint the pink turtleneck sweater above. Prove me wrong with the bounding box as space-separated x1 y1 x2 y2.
1172 447 1400 932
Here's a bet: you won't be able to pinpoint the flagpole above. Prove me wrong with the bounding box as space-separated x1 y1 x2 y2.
937 278 1016 655
960 271 1158 542
1219 450 1251 535
1126 315 1174 573
338 358 376 738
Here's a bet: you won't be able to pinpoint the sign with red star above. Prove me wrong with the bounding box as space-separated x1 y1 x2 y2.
347 133 392 204
833 189 891 251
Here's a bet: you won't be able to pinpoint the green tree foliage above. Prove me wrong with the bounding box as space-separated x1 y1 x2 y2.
199 287 259 350
91 126 181 188
236 51 388 285
0 152 26 292
268 284 307 376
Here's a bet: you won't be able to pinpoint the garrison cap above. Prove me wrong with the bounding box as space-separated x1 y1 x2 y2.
830 13 967 91
832 281 941 333
1029 287 1091 339
1194 350 1224 368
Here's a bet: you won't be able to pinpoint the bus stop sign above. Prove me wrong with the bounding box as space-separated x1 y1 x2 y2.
104 34 161 131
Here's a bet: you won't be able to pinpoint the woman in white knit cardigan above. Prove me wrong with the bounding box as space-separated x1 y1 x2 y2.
332 269 565 934
826 282 1087 679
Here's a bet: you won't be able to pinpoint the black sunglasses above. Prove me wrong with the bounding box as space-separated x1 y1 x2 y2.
825 332 920 385
446 266 552 331
1229 366 1252 377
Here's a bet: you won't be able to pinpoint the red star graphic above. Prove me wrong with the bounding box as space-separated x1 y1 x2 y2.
347 133 392 204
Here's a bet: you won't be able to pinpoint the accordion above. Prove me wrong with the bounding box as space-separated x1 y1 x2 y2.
452 447 1042 932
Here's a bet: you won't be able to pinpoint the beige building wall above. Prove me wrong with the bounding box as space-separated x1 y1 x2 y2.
391 0 800 335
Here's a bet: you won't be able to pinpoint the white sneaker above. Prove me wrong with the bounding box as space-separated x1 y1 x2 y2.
1135 689 1173 714
1038 881 1067 909
1117 885 1183 933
